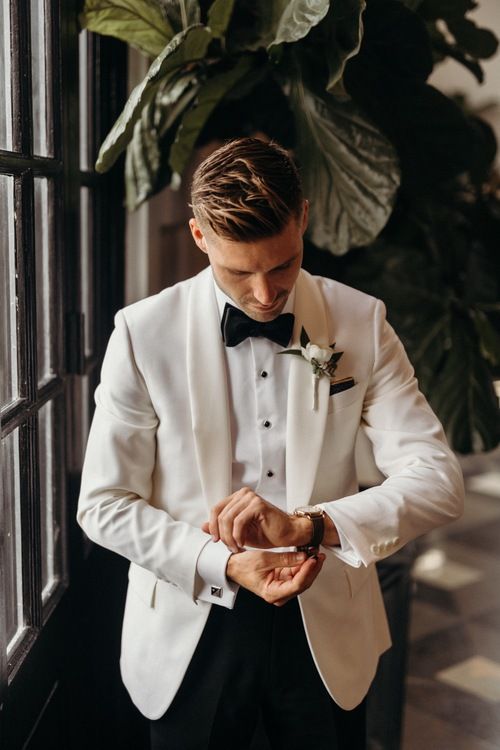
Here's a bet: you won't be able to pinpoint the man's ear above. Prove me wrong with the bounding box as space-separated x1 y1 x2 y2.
189 218 208 254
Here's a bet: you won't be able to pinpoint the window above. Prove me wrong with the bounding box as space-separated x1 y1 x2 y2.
0 0 66 671
0 2 126 744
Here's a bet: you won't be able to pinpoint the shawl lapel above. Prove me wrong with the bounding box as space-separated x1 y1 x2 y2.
286 271 330 510
186 269 232 508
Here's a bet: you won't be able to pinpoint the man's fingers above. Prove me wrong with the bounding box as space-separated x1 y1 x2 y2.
262 551 307 569
209 493 239 540
218 496 254 552
209 488 256 545
232 501 262 548
263 553 326 605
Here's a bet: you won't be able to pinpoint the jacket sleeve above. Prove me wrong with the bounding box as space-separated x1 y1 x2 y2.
321 299 465 567
77 309 211 600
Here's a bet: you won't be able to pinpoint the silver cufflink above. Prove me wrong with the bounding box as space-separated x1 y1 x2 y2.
211 586 223 598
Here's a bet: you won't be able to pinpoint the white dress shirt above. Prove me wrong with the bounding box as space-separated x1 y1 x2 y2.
195 273 353 608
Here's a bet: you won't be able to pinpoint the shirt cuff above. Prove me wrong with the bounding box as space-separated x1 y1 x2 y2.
318 504 363 568
195 539 239 609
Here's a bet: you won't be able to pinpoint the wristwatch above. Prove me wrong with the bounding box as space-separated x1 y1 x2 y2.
293 505 326 553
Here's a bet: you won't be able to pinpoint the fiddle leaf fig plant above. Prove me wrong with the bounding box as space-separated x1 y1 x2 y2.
80 0 175 56
95 24 214 173
80 0 399 254
269 0 330 47
80 0 500 453
289 75 400 252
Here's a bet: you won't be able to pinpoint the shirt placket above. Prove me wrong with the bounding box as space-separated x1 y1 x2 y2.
251 338 287 510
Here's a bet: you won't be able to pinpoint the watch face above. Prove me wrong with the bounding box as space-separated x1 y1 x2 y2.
295 505 324 517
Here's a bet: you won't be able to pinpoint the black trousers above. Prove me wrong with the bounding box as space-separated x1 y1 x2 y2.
150 588 366 750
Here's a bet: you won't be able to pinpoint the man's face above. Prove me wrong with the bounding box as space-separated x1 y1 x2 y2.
189 202 308 322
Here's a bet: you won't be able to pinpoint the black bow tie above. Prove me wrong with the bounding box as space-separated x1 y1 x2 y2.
221 303 295 348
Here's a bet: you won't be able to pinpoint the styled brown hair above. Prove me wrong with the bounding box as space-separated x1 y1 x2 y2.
190 137 303 241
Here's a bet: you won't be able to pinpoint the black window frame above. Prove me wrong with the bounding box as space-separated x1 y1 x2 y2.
0 1 127 745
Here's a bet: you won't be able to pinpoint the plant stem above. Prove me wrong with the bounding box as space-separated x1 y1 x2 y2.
180 0 188 31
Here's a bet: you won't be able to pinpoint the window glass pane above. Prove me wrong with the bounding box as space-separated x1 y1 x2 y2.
1 428 26 654
79 31 89 171
0 175 18 408
35 177 55 384
30 0 54 156
80 187 94 356
39 400 61 603
0 2 13 150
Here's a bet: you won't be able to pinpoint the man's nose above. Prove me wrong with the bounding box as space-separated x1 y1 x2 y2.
252 276 276 305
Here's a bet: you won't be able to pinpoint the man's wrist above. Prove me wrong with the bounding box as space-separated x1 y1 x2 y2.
323 514 340 547
226 552 240 583
289 515 314 546
289 512 340 547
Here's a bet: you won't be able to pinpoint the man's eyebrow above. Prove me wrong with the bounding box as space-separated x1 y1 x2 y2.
272 253 300 269
224 252 300 274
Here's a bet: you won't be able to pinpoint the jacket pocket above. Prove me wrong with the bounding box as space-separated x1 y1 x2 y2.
127 563 158 608
327 382 362 413
343 563 372 598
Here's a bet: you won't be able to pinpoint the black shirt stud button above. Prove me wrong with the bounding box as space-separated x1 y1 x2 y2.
260 370 268 378
263 420 271 428
267 470 274 478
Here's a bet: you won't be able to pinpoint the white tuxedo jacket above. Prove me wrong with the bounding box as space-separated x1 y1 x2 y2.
77 268 464 719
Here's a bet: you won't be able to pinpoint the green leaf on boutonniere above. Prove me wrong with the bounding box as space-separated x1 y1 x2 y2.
277 349 303 357
300 327 310 347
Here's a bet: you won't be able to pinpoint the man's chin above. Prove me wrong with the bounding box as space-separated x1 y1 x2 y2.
241 297 288 322
243 305 286 322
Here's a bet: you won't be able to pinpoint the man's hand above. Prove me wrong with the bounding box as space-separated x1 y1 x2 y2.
202 487 340 552
226 549 326 607
202 488 308 552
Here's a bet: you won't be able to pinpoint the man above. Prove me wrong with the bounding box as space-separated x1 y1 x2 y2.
77 137 464 749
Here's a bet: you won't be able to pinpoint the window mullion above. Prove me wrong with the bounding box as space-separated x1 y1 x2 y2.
21 417 42 635
0 412 9 702
17 168 44 636
11 0 33 157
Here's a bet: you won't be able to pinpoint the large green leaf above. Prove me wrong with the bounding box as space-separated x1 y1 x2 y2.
207 0 236 39
125 73 199 209
429 317 500 453
325 0 366 91
418 0 477 20
158 0 200 33
446 18 498 60
95 24 212 173
169 55 256 181
125 106 162 211
80 0 174 58
472 310 500 368
270 0 330 48
337 190 500 454
428 25 484 83
224 0 288 52
289 78 400 254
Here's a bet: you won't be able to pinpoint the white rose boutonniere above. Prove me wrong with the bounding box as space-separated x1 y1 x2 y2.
279 327 344 410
